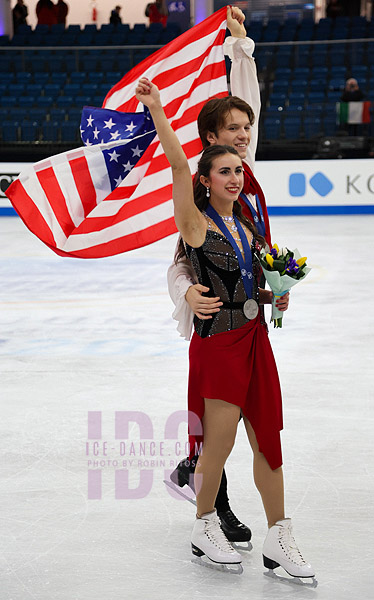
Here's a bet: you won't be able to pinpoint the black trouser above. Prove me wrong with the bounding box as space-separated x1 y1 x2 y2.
189 454 230 512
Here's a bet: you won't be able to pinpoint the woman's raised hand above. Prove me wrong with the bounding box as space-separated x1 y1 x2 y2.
135 77 161 109
134 76 204 247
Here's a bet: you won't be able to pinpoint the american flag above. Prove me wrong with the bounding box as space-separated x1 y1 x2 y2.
79 106 156 190
6 8 228 258
80 105 155 148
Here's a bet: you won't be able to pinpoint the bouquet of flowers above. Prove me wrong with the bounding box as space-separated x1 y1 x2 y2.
259 244 311 328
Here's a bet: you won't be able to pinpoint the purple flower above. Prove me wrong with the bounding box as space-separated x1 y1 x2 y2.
285 258 299 275
270 248 278 258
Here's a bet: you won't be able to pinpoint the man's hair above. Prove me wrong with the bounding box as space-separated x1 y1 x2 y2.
197 96 255 149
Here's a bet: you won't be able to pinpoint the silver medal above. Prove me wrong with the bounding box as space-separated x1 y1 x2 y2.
243 299 258 320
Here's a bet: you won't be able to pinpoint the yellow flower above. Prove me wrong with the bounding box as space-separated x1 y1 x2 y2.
266 253 274 267
296 257 307 267
272 243 279 253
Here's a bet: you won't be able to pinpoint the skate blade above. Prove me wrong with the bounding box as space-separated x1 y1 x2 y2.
163 479 196 505
233 540 253 552
192 555 243 575
264 569 318 588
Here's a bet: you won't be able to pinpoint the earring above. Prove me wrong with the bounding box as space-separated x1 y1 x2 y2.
206 187 210 198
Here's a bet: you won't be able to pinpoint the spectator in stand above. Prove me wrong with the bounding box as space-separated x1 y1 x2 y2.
341 78 364 102
326 0 344 18
145 0 168 27
109 5 122 26
340 78 365 135
56 0 68 26
36 0 58 27
12 0 28 33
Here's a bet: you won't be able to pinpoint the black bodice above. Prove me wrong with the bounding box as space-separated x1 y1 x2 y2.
185 230 261 338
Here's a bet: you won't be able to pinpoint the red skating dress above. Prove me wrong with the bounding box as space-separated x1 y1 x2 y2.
185 225 283 471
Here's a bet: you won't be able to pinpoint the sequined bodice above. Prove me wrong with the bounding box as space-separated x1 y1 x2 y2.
185 229 261 338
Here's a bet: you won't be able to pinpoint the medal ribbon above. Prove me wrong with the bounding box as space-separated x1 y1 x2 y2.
239 192 266 238
205 204 253 300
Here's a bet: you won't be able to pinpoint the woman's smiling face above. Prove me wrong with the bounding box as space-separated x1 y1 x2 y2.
201 153 244 205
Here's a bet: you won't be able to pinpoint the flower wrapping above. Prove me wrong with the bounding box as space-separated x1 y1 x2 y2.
259 246 311 328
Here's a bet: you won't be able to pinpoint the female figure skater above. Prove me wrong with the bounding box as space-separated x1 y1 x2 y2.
167 8 277 543
135 77 314 579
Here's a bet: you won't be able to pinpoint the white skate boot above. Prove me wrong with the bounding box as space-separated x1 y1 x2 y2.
262 518 315 579
191 510 243 575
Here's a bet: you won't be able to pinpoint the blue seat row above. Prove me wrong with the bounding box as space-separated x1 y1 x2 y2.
0 71 122 84
267 90 374 109
0 82 111 97
244 16 374 44
1 95 106 109
0 48 155 74
274 64 374 79
0 120 80 142
15 22 179 36
8 31 169 47
261 114 371 141
254 42 374 72
3 22 180 48
0 107 81 123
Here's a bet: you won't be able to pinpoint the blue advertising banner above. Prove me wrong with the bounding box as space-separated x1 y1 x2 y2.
2 159 374 216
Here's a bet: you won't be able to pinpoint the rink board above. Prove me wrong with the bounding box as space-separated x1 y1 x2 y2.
1 158 374 216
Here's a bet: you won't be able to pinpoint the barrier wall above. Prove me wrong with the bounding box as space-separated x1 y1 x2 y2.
1 158 374 216
255 158 374 214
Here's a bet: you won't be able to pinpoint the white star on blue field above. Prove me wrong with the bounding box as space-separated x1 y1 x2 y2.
80 106 156 191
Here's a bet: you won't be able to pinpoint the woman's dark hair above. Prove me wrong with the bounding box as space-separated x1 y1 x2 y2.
175 145 265 263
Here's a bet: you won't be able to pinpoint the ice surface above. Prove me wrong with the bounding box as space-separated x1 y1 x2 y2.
0 215 373 600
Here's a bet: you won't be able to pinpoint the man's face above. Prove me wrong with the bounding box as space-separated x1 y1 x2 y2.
207 108 251 159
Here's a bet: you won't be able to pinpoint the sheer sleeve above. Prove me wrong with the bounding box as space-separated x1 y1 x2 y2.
167 241 197 340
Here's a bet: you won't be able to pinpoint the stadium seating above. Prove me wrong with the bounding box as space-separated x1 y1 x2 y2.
60 121 79 142
290 79 308 93
20 120 39 141
2 120 19 141
258 14 374 141
303 116 321 138
322 116 339 136
1 16 373 144
284 116 302 139
263 117 281 140
42 120 59 141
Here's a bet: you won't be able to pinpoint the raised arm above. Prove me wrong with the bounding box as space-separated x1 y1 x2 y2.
224 6 260 172
135 78 206 248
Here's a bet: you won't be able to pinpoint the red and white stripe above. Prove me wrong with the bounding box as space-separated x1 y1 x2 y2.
6 8 228 258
